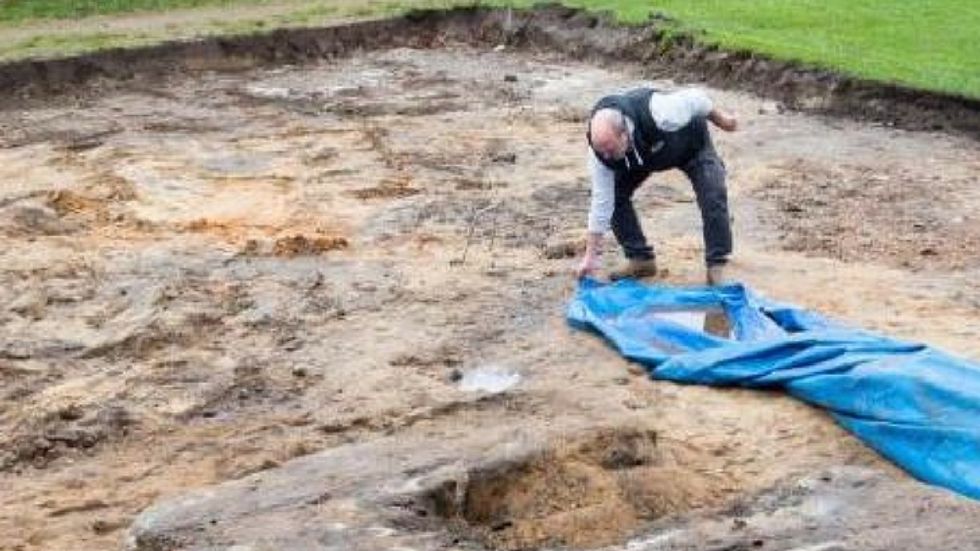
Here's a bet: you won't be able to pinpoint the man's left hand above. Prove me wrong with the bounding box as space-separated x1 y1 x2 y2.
708 109 738 132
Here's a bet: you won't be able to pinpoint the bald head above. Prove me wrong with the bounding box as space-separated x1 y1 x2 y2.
589 108 629 161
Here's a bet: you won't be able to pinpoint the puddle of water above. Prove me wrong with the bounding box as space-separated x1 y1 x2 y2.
654 310 707 331
459 366 520 393
649 308 732 339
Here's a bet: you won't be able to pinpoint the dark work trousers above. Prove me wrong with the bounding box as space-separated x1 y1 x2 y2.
610 138 733 267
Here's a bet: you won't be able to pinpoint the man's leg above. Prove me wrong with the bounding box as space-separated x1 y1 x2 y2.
611 172 655 261
609 172 657 280
683 144 733 271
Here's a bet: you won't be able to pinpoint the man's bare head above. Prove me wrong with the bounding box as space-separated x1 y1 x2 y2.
589 108 629 161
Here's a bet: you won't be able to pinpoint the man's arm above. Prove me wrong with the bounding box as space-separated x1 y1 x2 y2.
576 150 616 278
577 231 604 278
708 108 738 132
649 88 737 132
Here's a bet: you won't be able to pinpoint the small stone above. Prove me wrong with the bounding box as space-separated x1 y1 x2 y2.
57 404 85 421
352 282 377 292
490 152 517 164
257 458 280 471
542 240 584 259
485 266 508 277
91 518 126 535
623 399 644 410
8 290 45 318
1 341 33 360
281 337 304 352
93 406 136 432
758 101 784 115
626 365 647 377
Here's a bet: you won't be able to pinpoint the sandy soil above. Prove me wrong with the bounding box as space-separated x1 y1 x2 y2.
0 43 978 551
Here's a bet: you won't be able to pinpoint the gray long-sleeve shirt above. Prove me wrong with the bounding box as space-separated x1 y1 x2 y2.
587 88 713 233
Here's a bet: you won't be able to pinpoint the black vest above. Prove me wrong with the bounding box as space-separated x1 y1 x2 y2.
588 87 706 177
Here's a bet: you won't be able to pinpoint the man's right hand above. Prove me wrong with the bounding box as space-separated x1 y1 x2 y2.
576 232 604 279
575 252 601 279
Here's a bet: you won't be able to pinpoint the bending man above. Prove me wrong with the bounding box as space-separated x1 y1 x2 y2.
576 86 738 284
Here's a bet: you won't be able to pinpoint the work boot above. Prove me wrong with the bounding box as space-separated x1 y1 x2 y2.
705 264 730 286
610 258 658 281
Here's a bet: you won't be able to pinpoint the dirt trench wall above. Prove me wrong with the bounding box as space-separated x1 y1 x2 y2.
0 5 977 137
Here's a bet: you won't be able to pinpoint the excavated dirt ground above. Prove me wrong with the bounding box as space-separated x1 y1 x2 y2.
1 29 979 551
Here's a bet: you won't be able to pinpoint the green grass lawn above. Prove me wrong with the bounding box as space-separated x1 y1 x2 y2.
559 0 980 99
0 0 976 98
0 0 261 22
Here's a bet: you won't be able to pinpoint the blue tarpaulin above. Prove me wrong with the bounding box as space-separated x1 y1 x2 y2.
567 278 980 500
